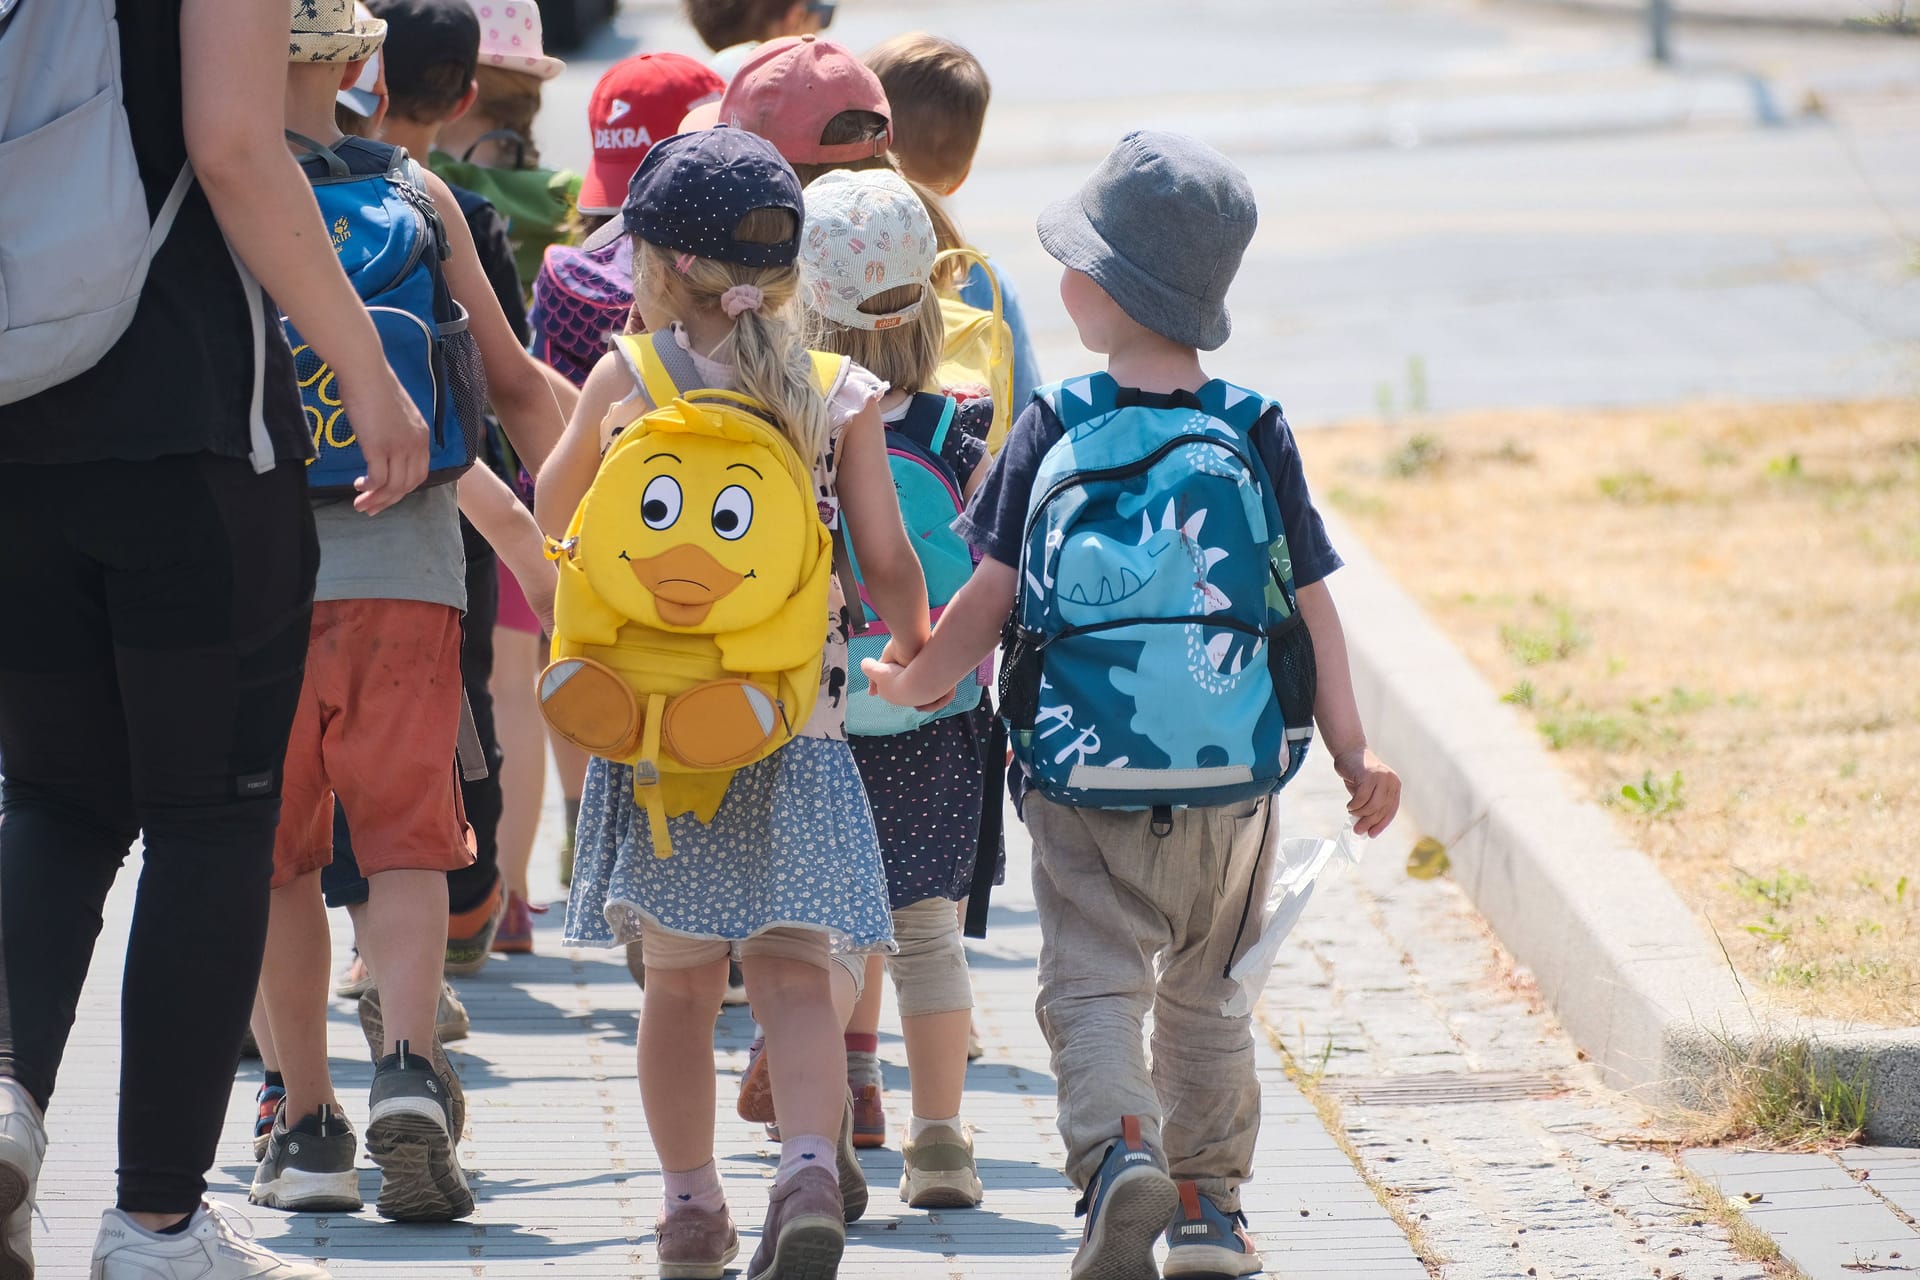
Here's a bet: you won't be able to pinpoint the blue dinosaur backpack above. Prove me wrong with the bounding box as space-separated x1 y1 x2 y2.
997 374 1318 817
844 392 988 735
282 133 484 498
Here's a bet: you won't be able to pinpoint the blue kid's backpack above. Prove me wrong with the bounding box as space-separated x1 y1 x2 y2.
282 133 484 498
997 375 1318 815
844 392 988 735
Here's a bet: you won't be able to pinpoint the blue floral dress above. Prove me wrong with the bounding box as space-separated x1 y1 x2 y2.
562 332 895 952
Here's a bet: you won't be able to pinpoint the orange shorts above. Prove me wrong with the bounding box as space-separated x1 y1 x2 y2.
272 598 475 889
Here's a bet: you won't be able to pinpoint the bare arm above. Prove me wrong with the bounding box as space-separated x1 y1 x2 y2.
1296 579 1400 835
540 361 582 425
862 556 1014 709
459 466 555 635
837 401 930 653
419 170 565 474
534 352 630 538
180 0 426 513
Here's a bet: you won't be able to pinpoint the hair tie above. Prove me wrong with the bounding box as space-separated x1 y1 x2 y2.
674 252 697 274
720 285 765 319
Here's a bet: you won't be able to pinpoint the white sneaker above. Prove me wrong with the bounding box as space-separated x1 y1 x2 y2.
1 1078 46 1278
90 1202 330 1279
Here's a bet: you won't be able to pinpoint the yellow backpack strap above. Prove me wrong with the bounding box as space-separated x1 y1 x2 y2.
631 692 674 857
616 330 695 412
935 247 1004 344
807 350 847 396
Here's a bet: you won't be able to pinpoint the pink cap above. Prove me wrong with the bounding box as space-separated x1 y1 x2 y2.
467 0 563 80
716 35 891 166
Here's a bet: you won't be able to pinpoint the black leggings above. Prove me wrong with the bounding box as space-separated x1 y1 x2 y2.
323 531 502 914
0 454 316 1214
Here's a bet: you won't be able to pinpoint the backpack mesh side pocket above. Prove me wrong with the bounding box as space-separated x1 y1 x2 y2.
440 325 488 475
1267 610 1317 734
998 620 1045 731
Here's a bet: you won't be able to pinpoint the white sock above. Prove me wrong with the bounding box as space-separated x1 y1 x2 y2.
774 1135 836 1185
910 1114 962 1141
662 1160 726 1215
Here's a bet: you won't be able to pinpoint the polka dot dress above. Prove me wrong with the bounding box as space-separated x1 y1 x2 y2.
847 397 1007 911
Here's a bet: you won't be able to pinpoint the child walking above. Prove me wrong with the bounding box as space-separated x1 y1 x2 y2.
249 1 564 1226
865 131 1403 1279
794 170 996 1208
543 127 928 1280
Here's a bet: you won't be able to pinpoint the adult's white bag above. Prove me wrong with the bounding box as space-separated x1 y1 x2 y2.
0 0 193 404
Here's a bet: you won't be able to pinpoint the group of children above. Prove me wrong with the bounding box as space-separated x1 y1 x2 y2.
8 0 1402 1276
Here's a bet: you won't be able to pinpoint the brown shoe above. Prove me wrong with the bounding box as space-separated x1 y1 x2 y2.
849 1082 886 1149
736 1035 774 1123
657 1204 739 1280
746 1165 844 1280
836 1094 869 1224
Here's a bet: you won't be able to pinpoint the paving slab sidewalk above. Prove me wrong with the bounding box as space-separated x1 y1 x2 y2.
28 763 1423 1278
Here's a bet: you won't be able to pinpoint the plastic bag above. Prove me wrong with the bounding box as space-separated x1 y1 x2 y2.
1222 825 1368 1017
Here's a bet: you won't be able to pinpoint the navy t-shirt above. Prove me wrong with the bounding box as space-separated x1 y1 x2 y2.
954 385 1342 585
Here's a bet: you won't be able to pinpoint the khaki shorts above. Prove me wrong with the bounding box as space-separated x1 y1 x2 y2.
271 599 474 889
640 924 869 996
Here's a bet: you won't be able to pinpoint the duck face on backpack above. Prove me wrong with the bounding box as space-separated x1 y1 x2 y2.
998 375 1319 811
576 420 809 635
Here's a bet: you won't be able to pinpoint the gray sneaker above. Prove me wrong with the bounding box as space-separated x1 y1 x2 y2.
366 1041 472 1222
836 1093 868 1225
249 1103 361 1214
90 1203 330 1279
357 987 466 1139
1 1079 46 1279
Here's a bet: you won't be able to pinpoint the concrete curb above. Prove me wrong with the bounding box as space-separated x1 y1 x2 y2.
1493 0 1920 35
1321 508 1920 1145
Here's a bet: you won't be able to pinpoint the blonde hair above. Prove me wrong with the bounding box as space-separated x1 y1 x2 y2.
863 34 990 192
814 282 944 396
633 208 830 462
472 66 544 167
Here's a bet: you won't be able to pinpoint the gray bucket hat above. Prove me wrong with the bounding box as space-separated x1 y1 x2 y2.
1037 130 1257 351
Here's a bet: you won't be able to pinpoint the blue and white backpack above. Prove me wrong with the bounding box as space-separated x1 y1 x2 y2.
998 374 1318 815
282 133 484 498
845 393 989 735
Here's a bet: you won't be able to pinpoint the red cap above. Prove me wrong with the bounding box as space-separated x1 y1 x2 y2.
578 52 726 215
717 35 891 166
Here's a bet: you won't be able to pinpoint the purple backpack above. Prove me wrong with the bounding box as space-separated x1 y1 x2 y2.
530 239 634 388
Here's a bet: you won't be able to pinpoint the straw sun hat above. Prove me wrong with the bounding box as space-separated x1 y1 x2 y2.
289 0 388 64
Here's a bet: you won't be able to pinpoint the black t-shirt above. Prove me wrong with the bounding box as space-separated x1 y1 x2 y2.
0 0 307 465
955 388 1343 587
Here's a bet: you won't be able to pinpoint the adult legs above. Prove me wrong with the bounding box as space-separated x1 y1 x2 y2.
0 455 315 1219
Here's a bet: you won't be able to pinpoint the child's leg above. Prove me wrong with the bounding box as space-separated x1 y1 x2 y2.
258 870 339 1120
1150 799 1279 1214
635 931 729 1169
887 898 972 1123
358 869 450 1054
249 988 279 1075
488 624 546 902
741 939 846 1146
1024 797 1167 1189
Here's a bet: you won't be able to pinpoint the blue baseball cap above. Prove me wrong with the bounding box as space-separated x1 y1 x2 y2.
581 126 803 268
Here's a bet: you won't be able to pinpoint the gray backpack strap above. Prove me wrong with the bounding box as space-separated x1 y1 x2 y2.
647 328 705 396
284 130 350 179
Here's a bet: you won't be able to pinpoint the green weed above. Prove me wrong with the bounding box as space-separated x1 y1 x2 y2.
1327 487 1389 518
1500 608 1588 665
1538 707 1634 751
1620 768 1686 815
1502 680 1536 709
1766 453 1804 481
1693 1037 1870 1149
1596 469 1681 505
1387 432 1445 479
1735 868 1812 909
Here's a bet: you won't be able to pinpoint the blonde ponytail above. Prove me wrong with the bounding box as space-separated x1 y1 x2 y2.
633 209 830 463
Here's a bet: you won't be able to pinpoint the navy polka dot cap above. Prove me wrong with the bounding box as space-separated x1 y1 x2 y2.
580 125 803 268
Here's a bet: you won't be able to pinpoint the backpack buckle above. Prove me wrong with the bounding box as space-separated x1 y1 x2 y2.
1150 804 1174 838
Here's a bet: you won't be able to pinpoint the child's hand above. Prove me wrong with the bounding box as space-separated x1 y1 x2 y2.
860 656 954 712
523 562 558 640
1333 747 1400 838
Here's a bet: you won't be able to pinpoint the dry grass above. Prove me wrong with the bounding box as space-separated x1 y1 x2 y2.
1306 400 1920 1027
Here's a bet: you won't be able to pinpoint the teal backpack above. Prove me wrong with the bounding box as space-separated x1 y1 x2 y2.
845 393 987 735
997 375 1318 818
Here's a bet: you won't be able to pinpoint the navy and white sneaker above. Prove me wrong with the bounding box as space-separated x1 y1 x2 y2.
1070 1116 1178 1280
1165 1181 1262 1277
366 1040 472 1222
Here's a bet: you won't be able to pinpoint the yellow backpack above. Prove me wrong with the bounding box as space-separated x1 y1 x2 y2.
933 247 1016 452
538 331 844 857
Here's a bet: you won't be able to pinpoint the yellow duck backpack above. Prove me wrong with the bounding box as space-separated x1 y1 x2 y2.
933 247 1016 451
538 330 845 856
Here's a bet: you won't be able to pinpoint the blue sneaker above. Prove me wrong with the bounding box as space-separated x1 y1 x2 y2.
1072 1116 1178 1280
250 1082 286 1161
1165 1181 1262 1276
